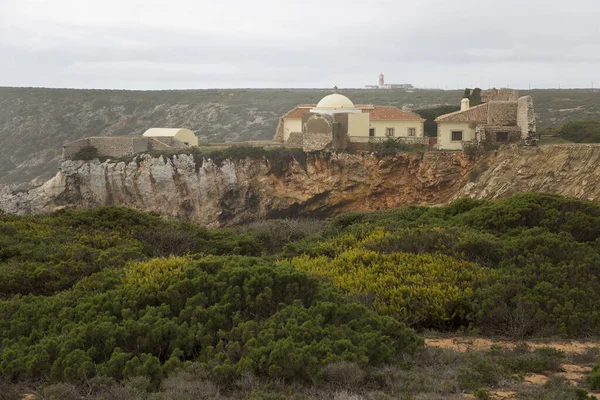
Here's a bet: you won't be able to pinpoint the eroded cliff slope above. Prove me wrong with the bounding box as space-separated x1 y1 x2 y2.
3 144 600 226
456 144 600 201
0 151 472 226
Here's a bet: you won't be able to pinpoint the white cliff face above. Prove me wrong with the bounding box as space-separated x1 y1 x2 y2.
0 151 473 226
4 145 600 226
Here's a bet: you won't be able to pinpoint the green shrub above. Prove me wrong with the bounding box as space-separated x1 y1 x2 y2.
462 142 479 157
0 256 421 385
474 388 491 400
240 218 327 254
557 120 600 143
71 145 99 160
413 105 460 137
370 138 427 154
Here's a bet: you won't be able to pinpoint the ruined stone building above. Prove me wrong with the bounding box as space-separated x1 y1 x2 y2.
435 89 536 150
63 127 196 159
275 92 426 151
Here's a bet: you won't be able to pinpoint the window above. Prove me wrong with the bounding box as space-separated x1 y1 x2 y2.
451 131 463 141
369 128 375 137
408 128 416 136
496 132 509 142
386 128 395 137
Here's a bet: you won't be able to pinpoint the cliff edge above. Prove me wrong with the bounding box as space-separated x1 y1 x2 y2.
0 151 471 226
2 145 599 226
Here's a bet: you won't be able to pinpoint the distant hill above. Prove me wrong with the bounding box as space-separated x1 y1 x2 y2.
1 87 599 186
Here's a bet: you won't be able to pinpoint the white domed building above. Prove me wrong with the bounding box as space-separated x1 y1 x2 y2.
309 94 362 115
276 91 426 151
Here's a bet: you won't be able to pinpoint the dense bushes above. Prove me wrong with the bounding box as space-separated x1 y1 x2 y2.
3 194 600 397
0 255 420 385
0 207 261 297
293 193 600 336
287 230 493 328
557 120 600 143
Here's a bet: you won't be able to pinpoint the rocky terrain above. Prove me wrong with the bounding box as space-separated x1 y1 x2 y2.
1 87 599 188
3 144 600 226
0 150 472 226
456 144 600 201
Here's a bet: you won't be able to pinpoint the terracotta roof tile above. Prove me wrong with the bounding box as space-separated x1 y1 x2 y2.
364 106 425 121
281 105 315 119
435 103 489 123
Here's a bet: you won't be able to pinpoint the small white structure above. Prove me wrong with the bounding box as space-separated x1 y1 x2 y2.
143 128 198 146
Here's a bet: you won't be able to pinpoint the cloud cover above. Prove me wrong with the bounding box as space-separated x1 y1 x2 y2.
0 0 599 89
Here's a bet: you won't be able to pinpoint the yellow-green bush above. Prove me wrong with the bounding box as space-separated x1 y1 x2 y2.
287 242 493 327
124 256 189 291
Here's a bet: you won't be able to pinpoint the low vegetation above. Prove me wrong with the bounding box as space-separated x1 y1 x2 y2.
369 137 429 154
557 120 600 143
413 105 461 137
3 193 600 398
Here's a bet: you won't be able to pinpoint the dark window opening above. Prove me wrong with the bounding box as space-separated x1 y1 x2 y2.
369 128 375 137
496 132 509 142
451 131 463 141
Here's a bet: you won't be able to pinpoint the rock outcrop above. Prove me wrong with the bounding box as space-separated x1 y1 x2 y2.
0 151 472 226
455 144 600 201
3 144 600 226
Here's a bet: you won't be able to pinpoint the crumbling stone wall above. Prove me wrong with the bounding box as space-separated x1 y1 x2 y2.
481 89 519 102
476 125 521 145
302 114 335 152
487 101 518 125
63 136 189 160
303 132 333 151
274 117 285 142
484 126 522 144
517 96 536 141
285 132 304 148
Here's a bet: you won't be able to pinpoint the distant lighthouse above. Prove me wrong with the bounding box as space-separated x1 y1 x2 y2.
378 72 385 87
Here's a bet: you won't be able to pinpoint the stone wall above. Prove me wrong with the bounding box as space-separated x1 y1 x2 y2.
274 117 285 142
285 132 304 148
481 89 519 102
487 101 518 125
482 125 522 144
63 136 189 160
517 96 536 140
302 132 333 151
302 114 336 151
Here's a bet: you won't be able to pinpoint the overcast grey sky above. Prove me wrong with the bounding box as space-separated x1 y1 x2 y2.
1 0 599 90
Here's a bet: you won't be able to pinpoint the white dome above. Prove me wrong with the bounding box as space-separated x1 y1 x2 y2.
315 93 355 109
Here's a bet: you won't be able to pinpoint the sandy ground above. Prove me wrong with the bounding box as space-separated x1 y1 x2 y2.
425 337 600 400
425 337 600 354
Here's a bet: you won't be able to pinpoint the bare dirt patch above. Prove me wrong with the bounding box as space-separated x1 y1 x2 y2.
425 337 600 355
426 337 600 399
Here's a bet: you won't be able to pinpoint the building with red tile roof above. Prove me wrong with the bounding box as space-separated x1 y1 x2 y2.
275 93 425 148
434 90 536 150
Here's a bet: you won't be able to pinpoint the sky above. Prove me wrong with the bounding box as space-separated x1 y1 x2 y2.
0 0 599 90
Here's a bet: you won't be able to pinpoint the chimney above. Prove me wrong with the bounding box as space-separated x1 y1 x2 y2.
461 98 470 111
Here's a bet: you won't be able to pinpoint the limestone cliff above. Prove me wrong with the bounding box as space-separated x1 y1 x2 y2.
0 151 472 226
455 144 600 201
3 145 600 226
